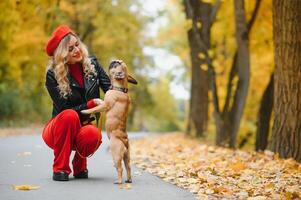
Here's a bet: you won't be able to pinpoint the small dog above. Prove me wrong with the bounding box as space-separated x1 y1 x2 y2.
81 60 137 184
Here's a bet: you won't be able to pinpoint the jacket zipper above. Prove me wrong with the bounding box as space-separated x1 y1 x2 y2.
85 78 97 101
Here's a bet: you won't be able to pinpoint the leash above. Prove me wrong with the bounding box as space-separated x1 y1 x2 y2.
75 113 103 159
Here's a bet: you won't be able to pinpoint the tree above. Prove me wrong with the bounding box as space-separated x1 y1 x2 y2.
209 0 261 148
271 0 301 162
184 0 221 137
255 72 274 151
0 0 153 129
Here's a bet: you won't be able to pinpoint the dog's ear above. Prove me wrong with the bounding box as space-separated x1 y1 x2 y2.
128 75 138 85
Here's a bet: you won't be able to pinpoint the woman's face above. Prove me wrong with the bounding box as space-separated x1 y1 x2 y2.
66 35 83 64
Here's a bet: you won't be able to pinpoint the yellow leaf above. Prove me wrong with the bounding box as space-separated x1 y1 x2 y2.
13 185 40 191
200 64 208 71
208 50 214 58
17 152 32 156
198 53 206 60
213 186 229 194
205 188 214 194
119 183 132 190
230 161 246 171
201 0 212 4
184 19 193 31
212 60 219 67
197 21 202 29
265 183 274 189
124 183 132 190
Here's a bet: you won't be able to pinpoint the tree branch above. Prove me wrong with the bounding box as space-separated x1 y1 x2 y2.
247 0 261 32
185 0 221 114
209 0 222 29
222 0 262 115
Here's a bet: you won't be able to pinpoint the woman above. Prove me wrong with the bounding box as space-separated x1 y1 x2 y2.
42 25 111 181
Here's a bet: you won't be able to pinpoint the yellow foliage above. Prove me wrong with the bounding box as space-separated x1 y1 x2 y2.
0 0 149 127
156 0 274 144
200 64 208 71
198 52 206 60
184 19 193 31
201 0 213 4
197 21 202 29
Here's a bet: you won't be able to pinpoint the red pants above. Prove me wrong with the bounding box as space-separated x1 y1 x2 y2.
42 109 102 175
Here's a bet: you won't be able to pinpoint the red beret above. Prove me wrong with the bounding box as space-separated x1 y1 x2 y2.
45 25 75 56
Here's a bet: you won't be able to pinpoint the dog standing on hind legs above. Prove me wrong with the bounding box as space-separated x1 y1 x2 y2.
81 60 137 184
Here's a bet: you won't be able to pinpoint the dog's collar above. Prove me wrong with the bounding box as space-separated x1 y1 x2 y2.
110 85 128 93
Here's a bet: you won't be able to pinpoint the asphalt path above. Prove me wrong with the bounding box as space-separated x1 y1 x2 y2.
0 132 195 200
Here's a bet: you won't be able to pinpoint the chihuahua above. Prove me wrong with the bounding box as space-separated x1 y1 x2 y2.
81 60 137 184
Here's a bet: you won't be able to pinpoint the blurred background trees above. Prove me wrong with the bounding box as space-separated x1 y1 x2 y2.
2 0 300 161
156 0 274 149
0 0 156 129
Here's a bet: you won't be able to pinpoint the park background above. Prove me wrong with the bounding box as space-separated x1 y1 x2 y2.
2 0 301 158
1 1 301 199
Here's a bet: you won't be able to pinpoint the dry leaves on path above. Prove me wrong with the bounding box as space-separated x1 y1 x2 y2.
0 127 43 137
131 133 301 200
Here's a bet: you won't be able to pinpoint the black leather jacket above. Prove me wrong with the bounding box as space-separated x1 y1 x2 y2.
45 55 111 123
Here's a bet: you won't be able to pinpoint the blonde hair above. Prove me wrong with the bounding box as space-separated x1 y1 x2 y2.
47 34 96 98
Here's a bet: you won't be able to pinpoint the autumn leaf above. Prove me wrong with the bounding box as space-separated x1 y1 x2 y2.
230 160 246 171
201 0 212 4
200 64 208 71
198 53 206 60
119 183 132 190
184 19 193 31
208 49 214 58
13 185 40 191
17 152 32 156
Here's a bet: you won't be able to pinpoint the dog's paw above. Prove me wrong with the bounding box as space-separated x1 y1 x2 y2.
125 179 132 183
81 109 91 114
114 180 122 184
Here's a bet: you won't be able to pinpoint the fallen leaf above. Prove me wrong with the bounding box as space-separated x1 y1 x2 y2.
231 160 246 171
13 185 40 191
205 188 214 194
247 196 267 200
119 183 132 190
123 183 132 190
17 152 32 156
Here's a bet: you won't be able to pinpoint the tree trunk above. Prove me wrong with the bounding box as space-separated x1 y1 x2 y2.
215 0 260 147
185 0 210 137
271 0 301 162
255 73 274 151
227 0 250 148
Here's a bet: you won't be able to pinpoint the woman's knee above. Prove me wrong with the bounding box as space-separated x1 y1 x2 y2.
75 125 102 157
51 109 81 140
58 109 80 124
